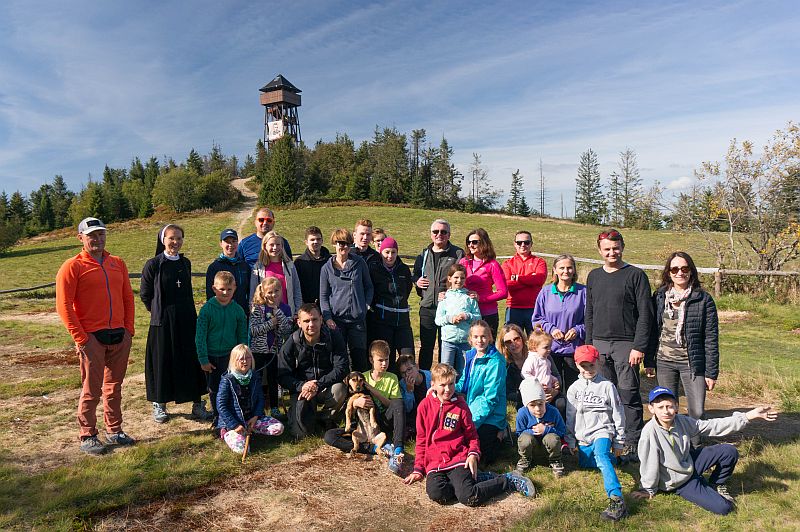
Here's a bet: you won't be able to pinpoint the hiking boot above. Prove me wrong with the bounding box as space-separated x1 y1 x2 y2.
505 471 536 497
152 402 168 423
549 460 565 478
715 484 736 504
601 495 628 521
105 431 135 446
191 400 213 421
80 435 107 456
619 445 639 464
475 471 499 483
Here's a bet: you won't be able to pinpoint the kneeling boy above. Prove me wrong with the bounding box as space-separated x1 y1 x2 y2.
632 386 777 515
515 378 567 477
403 363 535 506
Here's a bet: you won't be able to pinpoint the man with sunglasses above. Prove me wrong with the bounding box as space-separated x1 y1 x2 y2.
237 207 293 268
501 230 548 334
585 229 654 463
412 219 464 370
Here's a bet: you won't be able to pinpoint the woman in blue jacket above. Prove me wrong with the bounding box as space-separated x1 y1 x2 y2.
456 320 507 464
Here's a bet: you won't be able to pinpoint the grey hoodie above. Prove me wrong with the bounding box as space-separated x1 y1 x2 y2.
319 253 373 323
565 373 626 449
638 412 748 495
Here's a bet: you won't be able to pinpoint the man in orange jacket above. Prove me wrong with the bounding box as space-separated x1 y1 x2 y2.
56 217 136 455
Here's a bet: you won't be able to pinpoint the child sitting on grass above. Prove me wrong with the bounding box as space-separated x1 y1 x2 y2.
456 320 507 465
323 340 406 474
396 354 431 439
566 344 628 522
515 378 566 478
216 344 284 454
403 363 535 505
632 386 777 515
196 271 248 427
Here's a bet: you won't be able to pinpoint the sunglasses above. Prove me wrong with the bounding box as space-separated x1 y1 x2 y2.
598 230 621 240
431 229 449 235
515 240 531 246
335 241 352 247
467 240 480 246
669 266 691 274
503 336 523 344
257 217 274 224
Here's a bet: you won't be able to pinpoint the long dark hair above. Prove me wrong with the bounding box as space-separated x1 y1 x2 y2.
660 251 701 290
465 228 496 261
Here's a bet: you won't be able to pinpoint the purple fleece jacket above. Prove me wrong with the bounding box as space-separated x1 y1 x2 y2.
532 283 586 356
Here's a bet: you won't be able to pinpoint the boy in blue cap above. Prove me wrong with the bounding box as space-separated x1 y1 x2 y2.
632 386 777 514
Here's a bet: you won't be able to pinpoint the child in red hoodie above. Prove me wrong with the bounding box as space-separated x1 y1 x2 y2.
403 363 535 505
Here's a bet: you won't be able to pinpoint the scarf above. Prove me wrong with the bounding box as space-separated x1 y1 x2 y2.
664 287 691 347
218 253 239 263
231 368 252 386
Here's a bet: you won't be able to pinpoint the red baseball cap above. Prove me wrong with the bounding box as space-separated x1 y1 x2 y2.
574 345 600 365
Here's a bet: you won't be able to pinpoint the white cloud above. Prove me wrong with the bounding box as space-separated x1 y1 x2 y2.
666 176 693 190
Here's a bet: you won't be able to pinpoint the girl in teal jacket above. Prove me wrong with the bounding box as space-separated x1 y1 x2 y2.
456 320 508 464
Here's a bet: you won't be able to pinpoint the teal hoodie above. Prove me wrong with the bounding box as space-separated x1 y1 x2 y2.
434 288 482 343
456 345 507 429
195 297 248 364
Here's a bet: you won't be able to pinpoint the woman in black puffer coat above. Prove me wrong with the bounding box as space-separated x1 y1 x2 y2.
645 251 719 423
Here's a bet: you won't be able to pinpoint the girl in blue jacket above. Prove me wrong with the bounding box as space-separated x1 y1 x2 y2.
216 345 284 454
456 320 508 464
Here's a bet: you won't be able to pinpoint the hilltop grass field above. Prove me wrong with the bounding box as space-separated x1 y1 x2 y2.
0 204 799 530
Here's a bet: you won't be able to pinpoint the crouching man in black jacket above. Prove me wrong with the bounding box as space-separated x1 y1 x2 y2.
278 303 349 439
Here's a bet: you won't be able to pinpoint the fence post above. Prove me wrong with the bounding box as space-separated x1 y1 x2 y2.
714 270 722 298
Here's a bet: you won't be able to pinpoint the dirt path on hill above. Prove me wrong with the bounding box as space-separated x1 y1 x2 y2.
230 177 257 236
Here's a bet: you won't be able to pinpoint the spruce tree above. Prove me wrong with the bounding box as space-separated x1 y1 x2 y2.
409 129 427 206
506 169 529 216
574 148 605 224
0 191 8 221
50 175 74 229
261 136 298 206
187 148 204 176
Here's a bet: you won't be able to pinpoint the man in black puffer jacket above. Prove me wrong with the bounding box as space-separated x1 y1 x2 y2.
278 304 348 438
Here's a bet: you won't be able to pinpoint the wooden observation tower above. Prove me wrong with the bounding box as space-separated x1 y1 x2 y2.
259 74 302 147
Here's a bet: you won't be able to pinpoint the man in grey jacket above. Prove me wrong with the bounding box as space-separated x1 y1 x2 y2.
412 219 464 370
632 386 777 515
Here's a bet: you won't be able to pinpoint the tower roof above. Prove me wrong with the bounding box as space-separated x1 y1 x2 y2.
259 75 301 94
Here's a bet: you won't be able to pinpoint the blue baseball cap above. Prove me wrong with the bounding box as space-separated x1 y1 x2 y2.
219 228 238 241
648 386 677 403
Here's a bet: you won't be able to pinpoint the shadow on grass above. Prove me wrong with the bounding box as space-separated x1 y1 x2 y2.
737 460 799 495
2 243 76 259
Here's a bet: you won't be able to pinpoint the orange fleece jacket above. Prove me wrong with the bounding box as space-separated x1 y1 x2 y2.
56 249 135 345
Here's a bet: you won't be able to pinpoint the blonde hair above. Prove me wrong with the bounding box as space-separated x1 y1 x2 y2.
252 276 283 308
369 339 390 359
496 323 528 363
528 324 553 351
227 344 253 372
551 254 578 284
258 230 289 265
330 228 354 245
469 319 493 344
355 219 373 229
214 270 235 286
431 362 457 384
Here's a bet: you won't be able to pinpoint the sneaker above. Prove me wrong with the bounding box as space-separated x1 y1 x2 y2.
475 471 499 483
191 400 213 421
381 443 394 457
505 471 536 497
601 495 628 521
152 402 168 423
80 435 107 456
549 460 565 478
106 431 135 446
715 484 736 504
388 449 404 475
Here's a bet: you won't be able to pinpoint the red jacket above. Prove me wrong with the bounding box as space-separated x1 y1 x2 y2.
56 250 135 345
413 392 481 476
501 254 548 308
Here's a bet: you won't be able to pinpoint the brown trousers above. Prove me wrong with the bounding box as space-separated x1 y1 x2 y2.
77 332 131 438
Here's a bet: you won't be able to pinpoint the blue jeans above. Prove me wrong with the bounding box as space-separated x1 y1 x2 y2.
578 437 622 498
505 307 534 335
440 341 470 375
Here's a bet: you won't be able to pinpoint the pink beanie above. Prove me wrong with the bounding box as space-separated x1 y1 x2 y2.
379 236 398 253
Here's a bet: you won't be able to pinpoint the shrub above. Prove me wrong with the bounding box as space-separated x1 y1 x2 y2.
152 168 198 213
0 221 20 254
195 170 238 211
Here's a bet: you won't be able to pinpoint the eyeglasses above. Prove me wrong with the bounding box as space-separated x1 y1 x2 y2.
515 240 531 246
257 217 274 224
669 266 690 274
598 230 621 240
335 241 351 247
467 240 480 246
431 229 449 235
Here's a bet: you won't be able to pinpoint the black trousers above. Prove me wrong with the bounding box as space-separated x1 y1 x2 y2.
483 313 499 341
477 423 503 465
368 318 415 372
418 306 440 371
595 339 644 446
552 355 579 392
426 466 507 506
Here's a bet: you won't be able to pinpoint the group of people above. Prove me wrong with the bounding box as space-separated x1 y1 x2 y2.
54 210 778 520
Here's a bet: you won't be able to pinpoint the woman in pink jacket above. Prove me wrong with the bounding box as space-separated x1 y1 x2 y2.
459 228 507 338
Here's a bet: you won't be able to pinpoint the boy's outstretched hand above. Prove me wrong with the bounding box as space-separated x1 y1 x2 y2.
746 406 778 421
404 472 423 485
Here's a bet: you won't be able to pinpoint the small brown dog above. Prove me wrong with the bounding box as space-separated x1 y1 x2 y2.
343 371 386 457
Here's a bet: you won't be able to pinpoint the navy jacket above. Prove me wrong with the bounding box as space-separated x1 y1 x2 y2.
205 256 251 316
216 370 265 429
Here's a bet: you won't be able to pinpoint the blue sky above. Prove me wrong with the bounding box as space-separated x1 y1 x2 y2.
1 0 798 214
